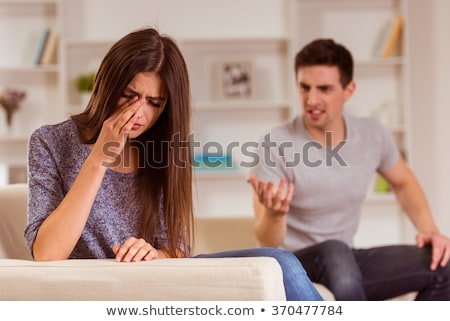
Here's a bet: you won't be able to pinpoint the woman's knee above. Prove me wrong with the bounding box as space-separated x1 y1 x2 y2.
259 247 307 272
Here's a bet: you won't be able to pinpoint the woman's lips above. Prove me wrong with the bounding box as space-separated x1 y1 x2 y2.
132 123 143 130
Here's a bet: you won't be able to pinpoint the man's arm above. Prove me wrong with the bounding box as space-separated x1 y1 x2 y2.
380 157 450 270
249 175 293 248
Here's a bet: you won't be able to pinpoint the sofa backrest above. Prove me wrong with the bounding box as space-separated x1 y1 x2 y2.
0 183 32 259
193 216 259 255
0 183 258 259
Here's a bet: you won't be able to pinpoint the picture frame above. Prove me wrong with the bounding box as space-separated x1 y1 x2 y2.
217 60 254 100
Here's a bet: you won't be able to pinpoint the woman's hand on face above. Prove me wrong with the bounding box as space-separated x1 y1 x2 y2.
91 97 145 167
112 237 158 262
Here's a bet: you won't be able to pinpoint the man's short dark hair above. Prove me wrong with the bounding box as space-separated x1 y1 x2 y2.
294 39 353 88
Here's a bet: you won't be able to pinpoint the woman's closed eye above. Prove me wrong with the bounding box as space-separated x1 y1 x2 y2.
122 89 165 108
122 93 136 100
146 98 165 108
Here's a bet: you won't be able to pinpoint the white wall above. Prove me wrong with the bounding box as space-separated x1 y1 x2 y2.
431 0 450 235
65 0 287 40
409 0 450 236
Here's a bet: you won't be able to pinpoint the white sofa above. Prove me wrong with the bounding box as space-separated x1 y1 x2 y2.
1 183 417 301
0 183 335 301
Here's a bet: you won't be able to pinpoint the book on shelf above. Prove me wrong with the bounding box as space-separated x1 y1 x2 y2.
33 28 49 65
380 15 404 58
39 29 59 65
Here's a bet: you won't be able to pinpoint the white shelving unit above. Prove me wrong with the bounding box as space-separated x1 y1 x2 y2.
0 1 293 217
0 0 62 183
61 40 112 116
0 1 418 246
181 37 293 216
288 0 412 246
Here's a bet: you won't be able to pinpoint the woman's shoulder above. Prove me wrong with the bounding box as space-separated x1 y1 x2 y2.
31 118 77 140
28 119 86 167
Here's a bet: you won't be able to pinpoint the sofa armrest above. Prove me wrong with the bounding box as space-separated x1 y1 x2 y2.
0 184 30 260
0 258 286 300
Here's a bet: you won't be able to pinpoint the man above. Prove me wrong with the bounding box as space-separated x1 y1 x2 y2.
249 38 450 300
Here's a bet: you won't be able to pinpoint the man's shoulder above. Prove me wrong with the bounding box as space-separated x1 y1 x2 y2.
260 116 302 140
345 113 385 132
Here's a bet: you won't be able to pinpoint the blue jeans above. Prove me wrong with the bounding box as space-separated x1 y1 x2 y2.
195 247 323 301
293 240 450 300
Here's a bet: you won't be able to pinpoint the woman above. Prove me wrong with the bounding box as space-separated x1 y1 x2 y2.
25 27 322 301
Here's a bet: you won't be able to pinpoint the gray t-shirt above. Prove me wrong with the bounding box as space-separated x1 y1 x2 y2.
250 113 399 251
25 119 166 259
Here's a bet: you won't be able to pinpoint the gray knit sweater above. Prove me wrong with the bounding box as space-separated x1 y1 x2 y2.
25 119 166 259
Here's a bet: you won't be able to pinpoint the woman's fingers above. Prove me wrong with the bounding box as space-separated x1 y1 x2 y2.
108 98 144 136
113 237 157 262
92 98 144 165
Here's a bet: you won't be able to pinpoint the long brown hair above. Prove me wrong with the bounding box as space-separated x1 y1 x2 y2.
71 27 194 258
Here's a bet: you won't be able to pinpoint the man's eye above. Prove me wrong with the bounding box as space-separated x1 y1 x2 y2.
299 84 309 92
319 86 332 93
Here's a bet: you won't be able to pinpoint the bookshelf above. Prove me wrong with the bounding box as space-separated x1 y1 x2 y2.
288 0 411 246
182 37 292 216
0 0 62 184
0 1 418 245
0 0 292 217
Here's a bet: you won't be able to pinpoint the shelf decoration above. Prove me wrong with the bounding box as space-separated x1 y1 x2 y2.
217 60 254 100
33 28 59 66
373 15 404 58
374 174 391 194
193 153 237 172
0 87 27 130
381 15 403 58
75 71 95 107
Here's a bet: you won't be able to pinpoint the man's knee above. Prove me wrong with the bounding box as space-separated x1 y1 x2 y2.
317 240 352 257
314 240 359 273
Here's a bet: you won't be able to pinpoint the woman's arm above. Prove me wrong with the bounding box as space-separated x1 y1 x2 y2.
32 157 107 261
32 99 144 261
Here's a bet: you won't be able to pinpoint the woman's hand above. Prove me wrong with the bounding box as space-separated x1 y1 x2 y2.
90 97 145 168
112 237 159 262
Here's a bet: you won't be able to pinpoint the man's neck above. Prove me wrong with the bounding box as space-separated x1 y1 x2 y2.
303 115 346 147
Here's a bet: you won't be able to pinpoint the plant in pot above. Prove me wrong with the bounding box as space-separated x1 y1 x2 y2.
75 72 95 107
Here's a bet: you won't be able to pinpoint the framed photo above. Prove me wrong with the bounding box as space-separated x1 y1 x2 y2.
217 60 254 100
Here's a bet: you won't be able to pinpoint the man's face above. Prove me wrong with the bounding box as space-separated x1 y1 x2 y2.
296 65 354 131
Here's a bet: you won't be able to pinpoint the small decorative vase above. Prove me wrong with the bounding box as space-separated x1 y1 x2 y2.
2 109 15 136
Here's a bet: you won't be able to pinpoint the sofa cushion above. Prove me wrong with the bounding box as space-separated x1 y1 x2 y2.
194 216 258 255
0 258 286 300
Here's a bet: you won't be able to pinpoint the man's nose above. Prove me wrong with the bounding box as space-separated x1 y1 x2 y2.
306 89 319 105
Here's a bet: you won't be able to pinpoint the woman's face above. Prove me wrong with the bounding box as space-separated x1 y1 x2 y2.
117 71 166 139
